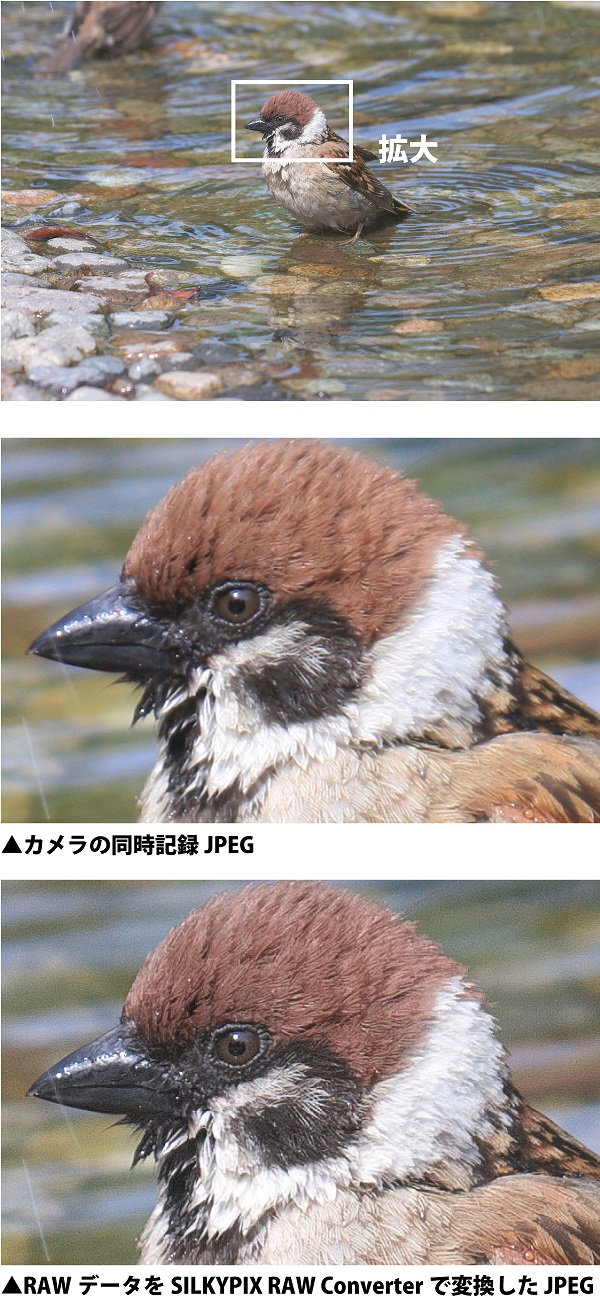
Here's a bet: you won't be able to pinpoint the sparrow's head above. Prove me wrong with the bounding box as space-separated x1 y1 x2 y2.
28 441 512 819
29 883 515 1259
246 90 328 153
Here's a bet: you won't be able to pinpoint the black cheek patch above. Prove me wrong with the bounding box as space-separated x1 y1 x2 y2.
281 118 302 140
233 1043 366 1168
239 603 365 726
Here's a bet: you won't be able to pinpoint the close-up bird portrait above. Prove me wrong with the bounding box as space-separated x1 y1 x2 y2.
2 1 600 401
9 437 600 824
6 879 600 1265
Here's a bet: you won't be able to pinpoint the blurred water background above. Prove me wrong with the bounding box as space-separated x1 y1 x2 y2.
2 1 600 399
3 878 600 1264
3 436 600 821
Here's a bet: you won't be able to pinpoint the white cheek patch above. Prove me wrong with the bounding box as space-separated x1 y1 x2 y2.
212 1063 312 1118
212 623 308 673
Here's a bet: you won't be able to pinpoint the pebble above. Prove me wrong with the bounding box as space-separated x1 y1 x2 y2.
144 269 201 289
66 386 126 401
1 284 103 315
28 355 125 395
3 381 48 401
109 375 136 398
250 274 317 297
112 270 155 286
21 362 76 394
220 254 271 279
391 319 445 335
153 370 224 400
127 352 194 382
1 189 62 206
284 377 345 396
509 303 581 327
539 282 600 302
127 357 161 383
1 374 46 398
85 168 147 187
2 271 49 287
218 363 262 389
2 309 35 342
223 385 288 401
134 384 175 401
12 215 53 229
48 201 88 217
110 310 170 329
141 292 183 311
71 275 148 310
159 351 195 369
1 338 44 374
3 323 98 374
573 315 600 332
53 251 128 272
196 341 243 365
2 229 52 276
46 238 97 252
42 309 108 337
115 332 185 360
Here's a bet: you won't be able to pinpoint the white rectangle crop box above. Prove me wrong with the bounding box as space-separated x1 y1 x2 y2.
231 80 353 163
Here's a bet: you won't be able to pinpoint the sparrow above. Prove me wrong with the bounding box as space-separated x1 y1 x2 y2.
28 440 600 824
28 882 600 1265
44 1 161 73
245 90 412 243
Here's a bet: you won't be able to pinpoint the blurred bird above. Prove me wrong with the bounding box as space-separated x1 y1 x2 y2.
29 883 600 1264
44 1 161 73
246 90 412 242
28 440 600 823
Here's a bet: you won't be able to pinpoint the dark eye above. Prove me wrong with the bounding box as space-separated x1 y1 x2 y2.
213 583 262 625
213 1026 263 1067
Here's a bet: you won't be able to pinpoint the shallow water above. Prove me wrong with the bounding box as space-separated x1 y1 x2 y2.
3 436 600 821
3 878 599 1264
2 1 600 399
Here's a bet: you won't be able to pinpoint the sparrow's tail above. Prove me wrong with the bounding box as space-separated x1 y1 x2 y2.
392 195 413 218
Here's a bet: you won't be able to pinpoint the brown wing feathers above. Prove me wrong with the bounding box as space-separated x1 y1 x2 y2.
519 1105 600 1180
324 133 412 216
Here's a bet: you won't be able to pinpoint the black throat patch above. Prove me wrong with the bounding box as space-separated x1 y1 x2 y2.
137 1125 269 1265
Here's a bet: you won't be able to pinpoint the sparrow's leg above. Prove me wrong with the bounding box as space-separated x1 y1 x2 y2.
341 223 364 246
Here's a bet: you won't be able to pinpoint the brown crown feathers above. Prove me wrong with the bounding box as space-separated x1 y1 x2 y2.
123 440 459 646
124 881 463 1087
259 91 322 127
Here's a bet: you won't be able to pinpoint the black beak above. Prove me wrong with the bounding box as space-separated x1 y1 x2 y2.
245 116 269 136
28 1022 187 1120
28 581 178 676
